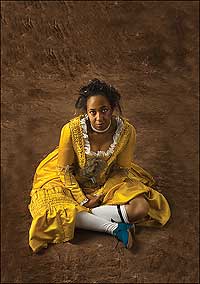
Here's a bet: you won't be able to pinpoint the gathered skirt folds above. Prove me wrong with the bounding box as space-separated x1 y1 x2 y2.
29 148 171 253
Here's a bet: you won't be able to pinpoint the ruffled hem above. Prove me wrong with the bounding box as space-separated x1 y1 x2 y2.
29 203 77 253
29 185 90 252
80 115 124 157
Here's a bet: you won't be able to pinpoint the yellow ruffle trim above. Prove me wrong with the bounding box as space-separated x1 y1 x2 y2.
29 186 88 253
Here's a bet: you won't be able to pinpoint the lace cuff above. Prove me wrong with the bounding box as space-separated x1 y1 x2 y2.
57 165 71 185
80 198 89 206
57 165 71 173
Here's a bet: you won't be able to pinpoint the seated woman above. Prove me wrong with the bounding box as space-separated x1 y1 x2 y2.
29 78 171 253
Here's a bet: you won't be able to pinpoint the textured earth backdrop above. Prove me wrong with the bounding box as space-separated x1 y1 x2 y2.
1 1 199 283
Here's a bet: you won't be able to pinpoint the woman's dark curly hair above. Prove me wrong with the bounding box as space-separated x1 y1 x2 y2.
75 78 122 114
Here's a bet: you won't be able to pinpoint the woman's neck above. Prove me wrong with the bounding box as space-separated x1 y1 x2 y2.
90 120 112 133
88 117 117 136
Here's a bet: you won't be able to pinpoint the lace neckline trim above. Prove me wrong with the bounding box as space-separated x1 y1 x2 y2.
80 115 124 157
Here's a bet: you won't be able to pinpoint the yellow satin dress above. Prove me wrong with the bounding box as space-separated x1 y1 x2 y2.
29 115 171 252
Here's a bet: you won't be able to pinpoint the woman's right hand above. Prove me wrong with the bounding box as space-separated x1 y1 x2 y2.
84 195 102 208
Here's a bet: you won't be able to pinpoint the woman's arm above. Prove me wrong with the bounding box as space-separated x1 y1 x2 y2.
116 124 155 186
116 124 136 168
57 123 89 205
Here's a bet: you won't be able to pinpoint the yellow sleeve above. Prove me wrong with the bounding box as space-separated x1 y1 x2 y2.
116 125 136 168
57 123 88 205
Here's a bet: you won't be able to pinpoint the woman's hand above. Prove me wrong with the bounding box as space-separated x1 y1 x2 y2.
84 194 103 208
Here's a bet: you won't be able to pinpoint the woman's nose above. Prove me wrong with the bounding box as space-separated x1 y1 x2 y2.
96 112 103 121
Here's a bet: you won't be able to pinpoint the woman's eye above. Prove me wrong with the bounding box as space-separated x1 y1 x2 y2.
90 111 96 115
102 109 108 113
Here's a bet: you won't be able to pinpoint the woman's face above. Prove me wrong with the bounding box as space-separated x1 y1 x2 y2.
86 95 113 131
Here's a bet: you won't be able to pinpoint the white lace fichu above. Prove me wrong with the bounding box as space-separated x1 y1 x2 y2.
80 115 124 157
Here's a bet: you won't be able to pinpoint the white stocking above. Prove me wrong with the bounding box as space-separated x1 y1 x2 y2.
75 211 118 235
91 205 130 223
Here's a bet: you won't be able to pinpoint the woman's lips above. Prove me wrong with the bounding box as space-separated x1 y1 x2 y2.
95 123 104 129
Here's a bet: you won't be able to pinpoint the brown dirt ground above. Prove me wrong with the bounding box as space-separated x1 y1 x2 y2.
1 1 199 283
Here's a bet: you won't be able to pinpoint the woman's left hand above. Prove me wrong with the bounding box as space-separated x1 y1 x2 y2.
84 194 103 208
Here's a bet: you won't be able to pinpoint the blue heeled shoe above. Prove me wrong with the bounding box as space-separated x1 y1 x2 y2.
113 223 133 249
